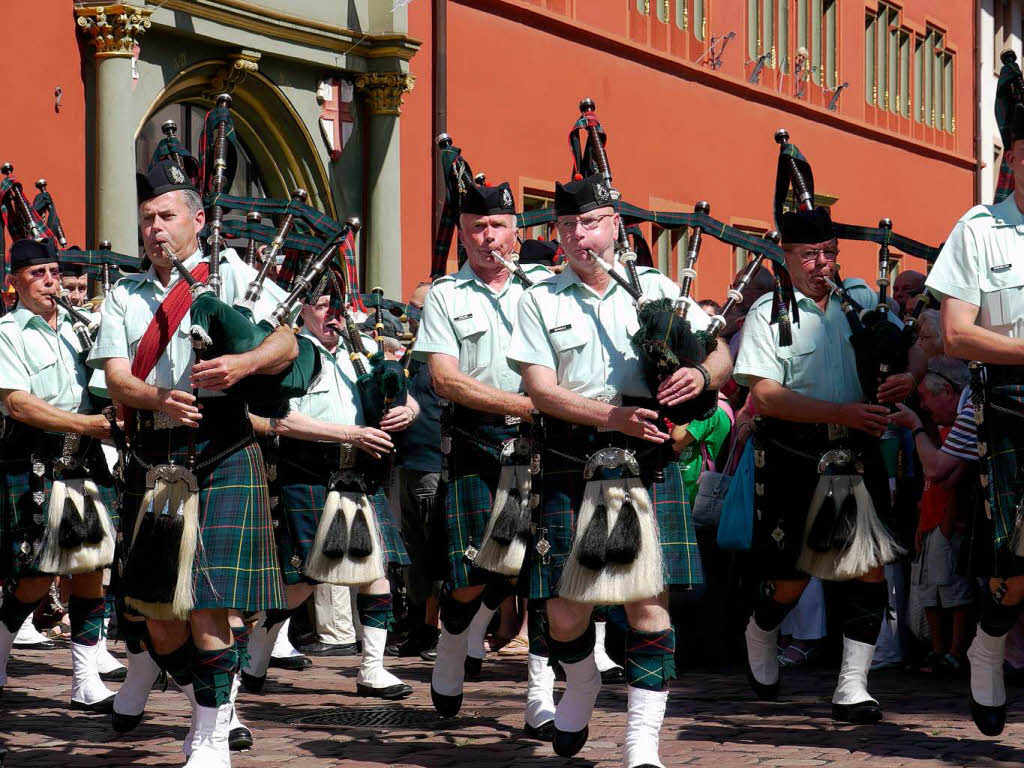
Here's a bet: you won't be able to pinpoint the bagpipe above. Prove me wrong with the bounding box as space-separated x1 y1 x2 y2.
774 129 909 403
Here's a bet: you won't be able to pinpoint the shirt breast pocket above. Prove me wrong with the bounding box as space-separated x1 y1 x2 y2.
24 342 59 400
776 335 817 392
980 268 1024 331
452 315 487 373
550 327 588 379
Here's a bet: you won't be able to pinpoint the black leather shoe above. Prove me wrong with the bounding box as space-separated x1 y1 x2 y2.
970 695 1007 736
13 639 56 650
431 686 463 718
300 641 358 657
523 720 554 741
269 654 311 671
357 681 413 700
831 699 882 724
100 668 128 683
229 725 254 751
464 655 482 680
111 710 143 733
240 671 266 694
420 646 438 662
600 666 625 685
71 696 115 714
746 660 779 702
552 725 588 757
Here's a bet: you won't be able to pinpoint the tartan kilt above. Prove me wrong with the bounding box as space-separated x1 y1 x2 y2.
122 414 284 613
975 368 1024 578
749 419 891 581
441 415 521 590
521 424 702 600
276 479 409 586
0 438 118 581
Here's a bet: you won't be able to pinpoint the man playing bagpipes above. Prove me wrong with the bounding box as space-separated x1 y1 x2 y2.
0 238 119 711
925 51 1024 737
241 284 418 700
88 160 298 767
507 174 733 767
735 158 925 723
415 181 556 730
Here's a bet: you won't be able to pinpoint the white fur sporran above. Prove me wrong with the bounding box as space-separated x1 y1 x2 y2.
36 479 115 575
557 478 664 604
796 474 904 581
304 490 386 585
473 464 532 576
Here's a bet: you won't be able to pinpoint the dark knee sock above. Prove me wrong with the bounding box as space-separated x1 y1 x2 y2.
357 593 394 632
0 593 42 634
980 591 1024 637
625 626 676 692
192 645 238 708
69 596 106 646
753 583 798 632
547 621 596 667
439 591 482 635
231 624 252 671
263 608 294 631
121 617 149 656
838 580 887 644
153 641 195 689
481 580 513 611
527 600 549 658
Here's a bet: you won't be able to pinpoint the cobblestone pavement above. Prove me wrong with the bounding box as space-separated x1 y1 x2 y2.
2 642 1023 767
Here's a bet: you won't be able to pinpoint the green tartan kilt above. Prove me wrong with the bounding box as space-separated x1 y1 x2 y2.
0 440 119 581
522 429 702 600
441 417 521 590
122 427 285 614
976 372 1024 578
276 480 409 586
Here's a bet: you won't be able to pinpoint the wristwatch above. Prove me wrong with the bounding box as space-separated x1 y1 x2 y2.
911 426 926 439
267 418 279 438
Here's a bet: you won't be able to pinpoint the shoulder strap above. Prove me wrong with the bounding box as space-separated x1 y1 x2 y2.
130 262 210 384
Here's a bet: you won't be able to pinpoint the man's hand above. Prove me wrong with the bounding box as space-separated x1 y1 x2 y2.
876 372 915 404
379 405 416 433
81 415 113 441
838 402 890 437
352 426 394 459
608 406 669 443
191 355 253 391
158 388 202 428
888 403 923 432
657 367 706 407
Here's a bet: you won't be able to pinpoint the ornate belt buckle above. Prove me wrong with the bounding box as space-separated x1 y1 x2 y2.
827 423 848 441
504 414 522 426
500 438 532 462
583 447 639 480
338 442 357 469
57 434 81 471
145 464 199 493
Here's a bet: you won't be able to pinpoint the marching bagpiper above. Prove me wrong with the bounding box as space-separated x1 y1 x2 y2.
0 238 119 711
241 286 417 700
507 175 733 767
89 160 297 766
415 181 557 733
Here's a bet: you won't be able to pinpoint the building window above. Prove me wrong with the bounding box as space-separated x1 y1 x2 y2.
914 26 955 132
522 192 556 243
866 3 916 117
748 1 838 87
674 0 707 39
656 0 669 23
637 0 649 14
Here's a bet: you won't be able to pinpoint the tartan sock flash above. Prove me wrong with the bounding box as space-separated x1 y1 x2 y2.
192 644 239 708
231 623 252 671
70 596 106 647
154 640 195 689
357 593 393 632
625 626 676 692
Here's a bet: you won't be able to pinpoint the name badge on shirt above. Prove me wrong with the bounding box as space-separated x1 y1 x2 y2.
548 324 572 334
453 313 474 322
991 264 1013 273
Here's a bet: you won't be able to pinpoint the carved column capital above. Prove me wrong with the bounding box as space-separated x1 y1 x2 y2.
354 72 415 116
204 52 261 100
75 3 153 58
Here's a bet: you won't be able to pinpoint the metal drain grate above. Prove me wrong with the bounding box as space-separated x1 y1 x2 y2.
290 706 440 728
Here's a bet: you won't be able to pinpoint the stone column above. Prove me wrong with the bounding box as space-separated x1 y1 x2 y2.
76 4 152 253
355 72 414 299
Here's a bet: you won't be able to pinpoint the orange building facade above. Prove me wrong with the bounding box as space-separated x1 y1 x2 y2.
402 0 976 301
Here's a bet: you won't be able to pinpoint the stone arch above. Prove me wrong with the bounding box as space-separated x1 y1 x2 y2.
136 58 336 217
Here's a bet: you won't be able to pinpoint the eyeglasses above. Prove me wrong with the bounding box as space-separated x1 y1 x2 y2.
555 214 615 232
797 247 840 263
